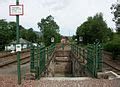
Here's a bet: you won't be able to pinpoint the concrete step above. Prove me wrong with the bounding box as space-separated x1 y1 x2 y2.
54 62 71 73
36 77 120 87
54 73 72 77
55 51 70 57
40 77 92 80
55 57 70 62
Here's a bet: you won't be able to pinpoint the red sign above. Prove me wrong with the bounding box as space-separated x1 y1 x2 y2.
9 5 24 16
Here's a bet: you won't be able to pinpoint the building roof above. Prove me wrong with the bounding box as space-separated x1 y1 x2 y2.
10 38 30 44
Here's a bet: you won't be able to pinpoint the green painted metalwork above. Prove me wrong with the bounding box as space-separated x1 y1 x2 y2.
16 0 21 84
71 42 102 78
87 44 97 78
61 44 64 50
39 46 45 79
30 44 56 79
30 44 34 72
95 42 103 72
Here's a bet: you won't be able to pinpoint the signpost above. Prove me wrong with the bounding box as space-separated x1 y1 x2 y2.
79 36 83 42
16 44 22 52
9 5 24 16
51 37 54 43
9 0 23 85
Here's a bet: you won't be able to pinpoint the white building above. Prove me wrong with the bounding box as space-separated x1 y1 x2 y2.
5 38 31 52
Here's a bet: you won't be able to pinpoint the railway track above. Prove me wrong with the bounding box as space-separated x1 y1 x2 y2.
103 51 120 75
0 49 30 58
0 50 30 68
103 62 120 75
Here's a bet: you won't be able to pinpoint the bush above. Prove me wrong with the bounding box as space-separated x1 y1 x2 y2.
104 34 120 59
104 42 120 52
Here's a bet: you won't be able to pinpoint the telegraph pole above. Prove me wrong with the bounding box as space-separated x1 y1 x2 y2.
16 0 21 85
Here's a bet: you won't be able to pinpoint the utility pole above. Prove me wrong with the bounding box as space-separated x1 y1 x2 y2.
16 0 21 85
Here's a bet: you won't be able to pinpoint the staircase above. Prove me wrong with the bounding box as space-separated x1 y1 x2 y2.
54 50 72 77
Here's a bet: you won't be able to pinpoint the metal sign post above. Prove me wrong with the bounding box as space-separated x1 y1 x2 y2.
9 0 24 85
16 0 21 85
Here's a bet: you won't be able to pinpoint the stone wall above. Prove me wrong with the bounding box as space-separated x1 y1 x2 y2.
70 52 87 77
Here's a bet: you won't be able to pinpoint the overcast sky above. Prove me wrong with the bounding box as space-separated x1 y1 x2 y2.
0 0 116 36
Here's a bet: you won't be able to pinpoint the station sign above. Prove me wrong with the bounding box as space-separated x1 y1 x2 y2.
79 37 83 42
16 44 21 52
51 37 54 42
9 5 24 16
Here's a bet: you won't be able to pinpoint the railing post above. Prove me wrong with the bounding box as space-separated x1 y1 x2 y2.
30 44 34 72
35 45 39 79
97 43 102 72
94 43 97 78
30 44 56 80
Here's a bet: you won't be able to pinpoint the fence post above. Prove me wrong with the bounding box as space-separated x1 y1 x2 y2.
30 44 34 72
97 43 102 72
35 45 39 79
94 43 98 78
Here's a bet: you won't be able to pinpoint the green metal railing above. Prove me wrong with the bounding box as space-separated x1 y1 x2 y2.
95 42 103 72
30 44 56 79
87 44 97 78
46 44 56 60
71 44 87 62
71 43 102 78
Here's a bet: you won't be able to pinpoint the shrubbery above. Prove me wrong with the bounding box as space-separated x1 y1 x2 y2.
104 34 120 59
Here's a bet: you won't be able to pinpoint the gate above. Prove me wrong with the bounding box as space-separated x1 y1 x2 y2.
71 42 102 78
30 44 56 79
86 42 102 78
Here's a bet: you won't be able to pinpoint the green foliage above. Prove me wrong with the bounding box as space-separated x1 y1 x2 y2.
38 15 61 46
0 19 12 50
104 33 120 59
8 22 17 40
76 13 113 44
21 28 38 43
72 35 76 41
54 33 61 43
0 19 40 51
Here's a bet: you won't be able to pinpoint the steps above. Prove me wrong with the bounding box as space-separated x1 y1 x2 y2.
54 50 72 77
36 77 120 87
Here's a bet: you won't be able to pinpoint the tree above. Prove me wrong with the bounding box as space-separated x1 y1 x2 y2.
38 15 60 46
104 33 120 59
111 3 120 33
21 28 38 43
0 19 11 50
76 13 113 44
0 19 39 51
8 22 17 40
